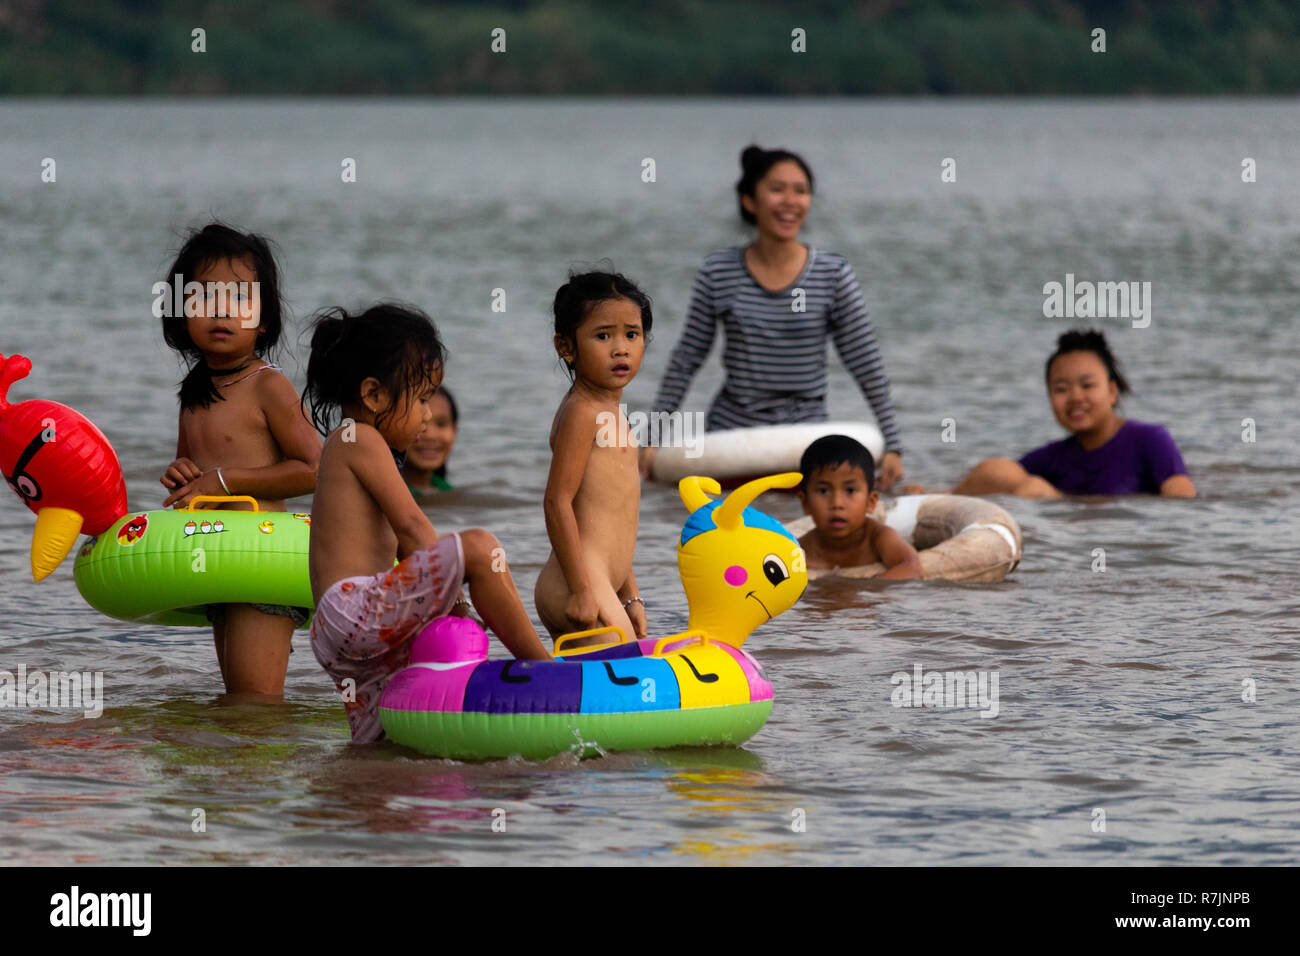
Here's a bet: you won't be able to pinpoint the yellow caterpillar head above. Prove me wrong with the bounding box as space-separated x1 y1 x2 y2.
677 473 807 647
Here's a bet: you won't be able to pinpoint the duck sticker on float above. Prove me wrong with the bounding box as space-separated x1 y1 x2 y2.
116 514 148 546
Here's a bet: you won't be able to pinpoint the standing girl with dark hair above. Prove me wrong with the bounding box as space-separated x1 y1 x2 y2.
642 144 905 490
918 329 1195 497
157 222 321 697
536 270 652 642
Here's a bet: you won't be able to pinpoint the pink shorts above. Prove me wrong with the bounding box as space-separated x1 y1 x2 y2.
310 534 466 743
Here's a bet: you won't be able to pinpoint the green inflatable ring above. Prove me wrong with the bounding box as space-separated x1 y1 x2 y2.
73 503 312 627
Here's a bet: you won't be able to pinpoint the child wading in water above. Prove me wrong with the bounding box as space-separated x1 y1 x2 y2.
796 435 922 578
535 271 652 643
303 304 549 743
158 224 321 696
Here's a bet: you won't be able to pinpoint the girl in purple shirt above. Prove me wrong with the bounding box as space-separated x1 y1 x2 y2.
912 330 1195 498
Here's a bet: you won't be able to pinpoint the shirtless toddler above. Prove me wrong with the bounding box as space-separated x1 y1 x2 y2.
534 272 654 642
157 225 321 696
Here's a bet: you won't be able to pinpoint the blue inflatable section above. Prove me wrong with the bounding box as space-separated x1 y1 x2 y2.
578 657 680 714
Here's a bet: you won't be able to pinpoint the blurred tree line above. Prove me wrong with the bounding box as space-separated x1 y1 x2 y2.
2 0 1298 94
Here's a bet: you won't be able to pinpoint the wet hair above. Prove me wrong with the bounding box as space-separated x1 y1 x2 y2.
1046 329 1131 397
302 303 447 437
736 144 815 226
431 385 458 481
799 434 876 494
160 222 284 410
552 269 653 380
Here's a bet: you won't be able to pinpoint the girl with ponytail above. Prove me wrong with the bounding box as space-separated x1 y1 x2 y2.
301 304 549 744
157 222 322 695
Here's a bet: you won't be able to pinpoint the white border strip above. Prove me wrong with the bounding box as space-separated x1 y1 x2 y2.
960 522 1019 561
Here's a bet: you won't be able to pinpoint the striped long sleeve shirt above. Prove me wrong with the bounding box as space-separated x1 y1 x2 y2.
651 246 902 453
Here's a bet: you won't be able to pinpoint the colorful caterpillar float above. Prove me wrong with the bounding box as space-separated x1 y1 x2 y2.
378 473 809 759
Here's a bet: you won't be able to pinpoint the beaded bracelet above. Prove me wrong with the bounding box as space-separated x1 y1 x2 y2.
622 596 644 609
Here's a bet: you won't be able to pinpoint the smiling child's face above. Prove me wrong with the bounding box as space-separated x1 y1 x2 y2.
555 296 645 392
404 391 457 471
798 462 877 541
185 255 262 365
1047 350 1118 435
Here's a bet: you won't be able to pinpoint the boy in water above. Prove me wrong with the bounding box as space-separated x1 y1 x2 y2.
796 435 923 578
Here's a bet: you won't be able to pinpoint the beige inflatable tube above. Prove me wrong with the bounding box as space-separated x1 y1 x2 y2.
650 422 884 484
786 494 1023 583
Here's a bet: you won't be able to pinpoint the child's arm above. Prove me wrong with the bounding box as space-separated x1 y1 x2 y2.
796 530 828 570
1159 474 1196 497
348 424 438 560
161 410 204 492
542 399 601 630
617 570 648 641
874 524 924 580
163 375 321 507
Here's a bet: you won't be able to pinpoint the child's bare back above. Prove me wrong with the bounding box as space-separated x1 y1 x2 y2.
308 424 407 603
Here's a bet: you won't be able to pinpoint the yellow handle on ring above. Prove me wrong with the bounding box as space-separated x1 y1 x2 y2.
183 495 261 512
553 625 629 657
652 632 708 657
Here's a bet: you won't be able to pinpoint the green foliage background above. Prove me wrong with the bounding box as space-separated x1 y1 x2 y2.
2 0 1299 94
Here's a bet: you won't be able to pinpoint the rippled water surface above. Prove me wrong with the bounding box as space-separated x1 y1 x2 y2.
1 99 1298 865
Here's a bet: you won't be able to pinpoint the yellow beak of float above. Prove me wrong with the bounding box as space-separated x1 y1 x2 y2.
30 506 84 582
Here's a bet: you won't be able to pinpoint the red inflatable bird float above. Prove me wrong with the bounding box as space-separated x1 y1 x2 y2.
0 352 128 581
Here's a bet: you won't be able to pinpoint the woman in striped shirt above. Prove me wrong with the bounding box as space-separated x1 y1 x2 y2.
641 145 904 490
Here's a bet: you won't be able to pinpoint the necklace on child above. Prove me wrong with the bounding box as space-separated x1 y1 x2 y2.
207 362 281 388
